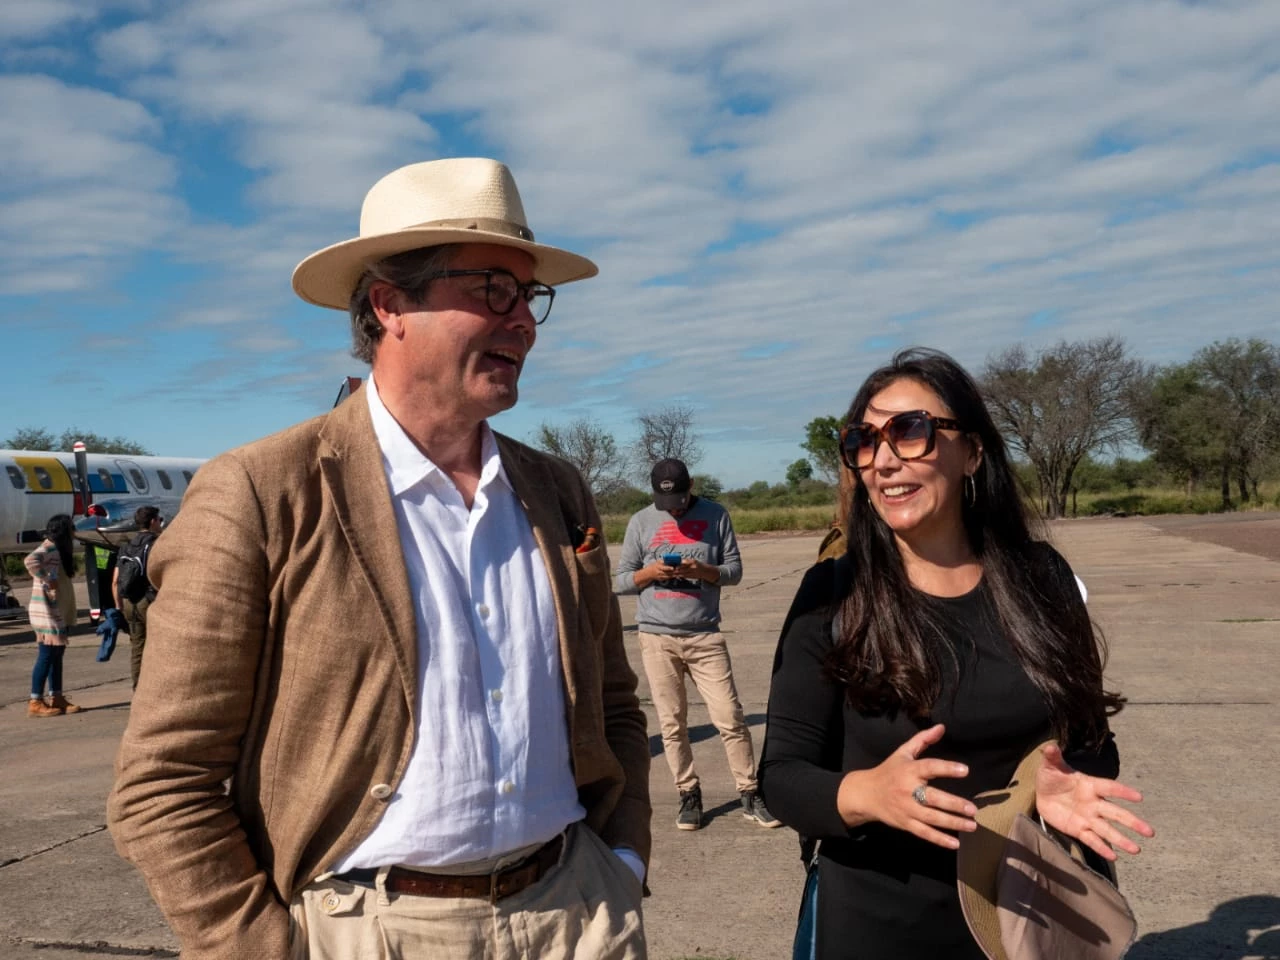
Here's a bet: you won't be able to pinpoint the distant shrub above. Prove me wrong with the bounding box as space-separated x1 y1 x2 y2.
603 516 629 544
721 480 837 511
602 504 835 544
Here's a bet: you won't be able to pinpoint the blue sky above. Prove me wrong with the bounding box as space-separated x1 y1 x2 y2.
2 0 1279 487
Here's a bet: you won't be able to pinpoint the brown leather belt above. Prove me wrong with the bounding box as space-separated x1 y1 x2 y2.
337 833 565 902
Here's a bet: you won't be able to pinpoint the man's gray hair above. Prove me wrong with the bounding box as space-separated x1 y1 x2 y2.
348 244 462 364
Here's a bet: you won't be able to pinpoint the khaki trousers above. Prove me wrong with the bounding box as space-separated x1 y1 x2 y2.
637 630 758 795
290 823 645 960
122 597 149 690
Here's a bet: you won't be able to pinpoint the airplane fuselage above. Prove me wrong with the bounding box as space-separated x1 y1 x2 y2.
1 449 204 550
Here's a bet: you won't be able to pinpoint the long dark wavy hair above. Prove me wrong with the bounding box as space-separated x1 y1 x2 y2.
829 348 1122 747
44 514 76 577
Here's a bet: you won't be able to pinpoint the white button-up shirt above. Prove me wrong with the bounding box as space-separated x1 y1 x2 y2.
332 377 584 871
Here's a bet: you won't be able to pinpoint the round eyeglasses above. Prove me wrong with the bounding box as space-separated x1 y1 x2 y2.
419 268 556 324
839 410 967 470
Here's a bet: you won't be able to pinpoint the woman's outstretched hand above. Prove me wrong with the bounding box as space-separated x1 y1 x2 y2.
836 723 976 850
1034 742 1156 862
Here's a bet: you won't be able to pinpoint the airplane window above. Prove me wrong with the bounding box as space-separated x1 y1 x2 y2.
5 466 24 490
157 470 173 490
129 469 146 489
97 468 114 492
34 467 53 490
182 470 193 483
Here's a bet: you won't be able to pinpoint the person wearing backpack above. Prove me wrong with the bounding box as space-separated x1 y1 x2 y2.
113 506 163 690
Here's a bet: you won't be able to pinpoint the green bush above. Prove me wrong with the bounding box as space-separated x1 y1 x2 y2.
721 479 837 511
4 555 27 578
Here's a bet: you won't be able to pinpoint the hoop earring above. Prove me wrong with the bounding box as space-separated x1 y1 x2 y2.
964 473 976 508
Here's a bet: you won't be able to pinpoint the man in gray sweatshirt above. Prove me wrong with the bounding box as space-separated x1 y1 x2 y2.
614 458 780 832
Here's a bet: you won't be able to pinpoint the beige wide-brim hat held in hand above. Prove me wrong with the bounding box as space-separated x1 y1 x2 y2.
957 744 1138 960
292 157 598 310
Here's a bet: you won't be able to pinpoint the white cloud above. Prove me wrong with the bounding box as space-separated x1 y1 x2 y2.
0 1 93 40
0 74 182 294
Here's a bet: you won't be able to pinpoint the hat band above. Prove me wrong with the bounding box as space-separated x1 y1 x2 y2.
412 217 535 243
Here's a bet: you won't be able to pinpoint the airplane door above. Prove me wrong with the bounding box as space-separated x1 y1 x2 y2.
115 459 150 494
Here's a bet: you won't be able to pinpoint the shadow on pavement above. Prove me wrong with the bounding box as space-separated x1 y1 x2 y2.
703 797 747 825
649 713 767 758
0 617 101 647
1128 895 1280 959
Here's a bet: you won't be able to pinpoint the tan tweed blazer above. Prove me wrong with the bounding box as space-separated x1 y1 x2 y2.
107 388 650 960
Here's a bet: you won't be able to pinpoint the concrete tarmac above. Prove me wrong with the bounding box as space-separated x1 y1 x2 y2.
1 517 1277 958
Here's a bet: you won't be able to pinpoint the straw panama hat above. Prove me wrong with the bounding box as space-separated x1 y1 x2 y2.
957 744 1137 960
291 157 599 310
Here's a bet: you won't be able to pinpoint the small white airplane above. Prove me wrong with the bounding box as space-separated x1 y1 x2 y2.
0 376 364 620
0 446 204 619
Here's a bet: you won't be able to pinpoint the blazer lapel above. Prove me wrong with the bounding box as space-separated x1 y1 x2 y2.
318 389 419 712
497 435 582 716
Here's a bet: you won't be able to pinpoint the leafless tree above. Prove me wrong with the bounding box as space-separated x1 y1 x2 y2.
631 405 704 476
982 337 1141 519
534 418 625 497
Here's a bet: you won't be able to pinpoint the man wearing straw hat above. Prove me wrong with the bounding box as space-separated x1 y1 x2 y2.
109 158 651 960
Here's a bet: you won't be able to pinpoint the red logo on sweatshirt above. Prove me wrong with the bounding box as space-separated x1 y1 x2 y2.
648 519 709 547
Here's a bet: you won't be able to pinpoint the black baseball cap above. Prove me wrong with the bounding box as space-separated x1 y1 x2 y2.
650 458 692 511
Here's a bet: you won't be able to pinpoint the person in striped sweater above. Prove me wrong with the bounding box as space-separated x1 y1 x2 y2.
25 514 84 717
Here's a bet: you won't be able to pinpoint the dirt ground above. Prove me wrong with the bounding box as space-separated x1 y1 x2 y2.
1143 512 1280 563
1 515 1278 959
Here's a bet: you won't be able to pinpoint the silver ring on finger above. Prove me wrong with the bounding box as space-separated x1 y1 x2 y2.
912 784 929 806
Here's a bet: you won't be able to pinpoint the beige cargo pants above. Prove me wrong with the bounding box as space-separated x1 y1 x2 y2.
638 630 759 795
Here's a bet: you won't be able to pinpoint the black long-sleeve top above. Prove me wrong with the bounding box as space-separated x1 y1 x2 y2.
759 546 1119 960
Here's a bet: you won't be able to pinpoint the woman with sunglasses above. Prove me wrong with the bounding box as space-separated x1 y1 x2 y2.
759 348 1152 959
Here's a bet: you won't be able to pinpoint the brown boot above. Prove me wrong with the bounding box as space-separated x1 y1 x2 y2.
28 698 63 718
47 694 83 714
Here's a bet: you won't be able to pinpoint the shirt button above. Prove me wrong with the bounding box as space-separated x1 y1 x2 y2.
491 689 504 703
500 779 515 795
477 603 491 619
370 783 392 800
322 892 340 913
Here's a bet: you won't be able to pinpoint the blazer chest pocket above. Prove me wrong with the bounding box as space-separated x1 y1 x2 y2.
574 542 609 578
573 543 613 632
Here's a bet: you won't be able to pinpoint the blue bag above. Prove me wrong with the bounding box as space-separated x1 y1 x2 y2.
792 855 818 960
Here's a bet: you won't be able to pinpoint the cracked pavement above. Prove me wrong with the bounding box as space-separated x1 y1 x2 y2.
1 520 1277 959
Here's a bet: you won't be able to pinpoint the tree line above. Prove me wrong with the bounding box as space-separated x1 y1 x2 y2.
801 336 1280 518
1 428 152 456
16 337 1275 523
